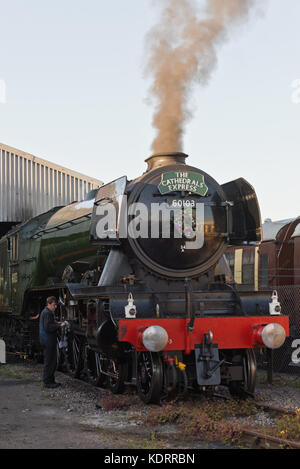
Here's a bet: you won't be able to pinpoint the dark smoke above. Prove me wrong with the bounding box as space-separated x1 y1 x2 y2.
145 0 257 153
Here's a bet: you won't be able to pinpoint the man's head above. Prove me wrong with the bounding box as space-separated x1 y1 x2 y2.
46 296 57 312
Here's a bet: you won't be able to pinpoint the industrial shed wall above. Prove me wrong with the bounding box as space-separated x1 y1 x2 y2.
0 144 103 223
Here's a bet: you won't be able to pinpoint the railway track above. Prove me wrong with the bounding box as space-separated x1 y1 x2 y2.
239 427 300 449
237 403 300 449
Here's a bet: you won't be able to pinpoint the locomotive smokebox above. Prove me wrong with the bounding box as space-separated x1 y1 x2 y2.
126 151 229 278
145 152 188 172
90 149 261 279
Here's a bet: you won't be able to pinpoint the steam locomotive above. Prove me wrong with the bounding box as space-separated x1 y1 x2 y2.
0 152 289 403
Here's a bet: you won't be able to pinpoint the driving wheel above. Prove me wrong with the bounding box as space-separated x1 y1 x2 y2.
136 352 163 404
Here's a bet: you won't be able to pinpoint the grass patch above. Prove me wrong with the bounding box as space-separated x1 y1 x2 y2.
289 379 300 389
0 364 27 379
98 394 137 411
268 408 300 442
144 397 259 444
143 395 300 446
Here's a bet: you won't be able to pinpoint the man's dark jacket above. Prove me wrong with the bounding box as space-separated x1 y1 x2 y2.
39 307 60 346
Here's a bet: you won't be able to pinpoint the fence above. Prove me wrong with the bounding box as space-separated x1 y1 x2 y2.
257 285 300 375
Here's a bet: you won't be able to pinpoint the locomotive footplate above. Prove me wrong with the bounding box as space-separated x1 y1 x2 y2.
194 331 223 386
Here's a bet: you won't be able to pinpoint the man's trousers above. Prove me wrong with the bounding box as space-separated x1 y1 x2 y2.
42 341 57 385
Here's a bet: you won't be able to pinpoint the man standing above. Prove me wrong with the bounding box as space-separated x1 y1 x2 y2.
39 296 66 388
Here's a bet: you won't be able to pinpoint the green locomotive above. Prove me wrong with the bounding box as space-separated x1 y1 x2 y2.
0 152 289 403
0 191 99 357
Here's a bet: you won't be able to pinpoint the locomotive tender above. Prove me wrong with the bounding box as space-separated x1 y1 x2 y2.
0 152 289 403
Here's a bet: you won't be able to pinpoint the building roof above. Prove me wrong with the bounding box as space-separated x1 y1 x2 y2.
0 143 103 223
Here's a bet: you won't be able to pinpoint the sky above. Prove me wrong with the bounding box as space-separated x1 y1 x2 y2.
0 0 299 222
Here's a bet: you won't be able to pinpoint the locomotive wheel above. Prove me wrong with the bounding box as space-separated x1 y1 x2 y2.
86 349 107 387
229 349 257 398
66 333 84 378
107 359 128 394
163 361 178 400
136 352 163 404
176 367 188 399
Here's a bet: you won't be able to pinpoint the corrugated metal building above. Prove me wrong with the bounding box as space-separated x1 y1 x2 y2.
0 143 103 231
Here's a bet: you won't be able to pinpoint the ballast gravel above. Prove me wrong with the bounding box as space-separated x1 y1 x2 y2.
0 357 299 449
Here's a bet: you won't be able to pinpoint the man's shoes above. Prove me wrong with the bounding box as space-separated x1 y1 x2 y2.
44 382 61 389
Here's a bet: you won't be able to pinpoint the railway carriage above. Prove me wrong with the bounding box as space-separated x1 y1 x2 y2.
225 217 300 290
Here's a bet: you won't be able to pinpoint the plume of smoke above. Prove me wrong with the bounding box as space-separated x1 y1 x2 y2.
145 0 256 153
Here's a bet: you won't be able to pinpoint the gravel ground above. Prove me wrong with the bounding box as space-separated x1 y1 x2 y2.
233 370 300 429
0 356 224 450
0 356 299 450
255 370 300 411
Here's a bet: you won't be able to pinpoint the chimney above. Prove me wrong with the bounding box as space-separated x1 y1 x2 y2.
145 152 188 172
